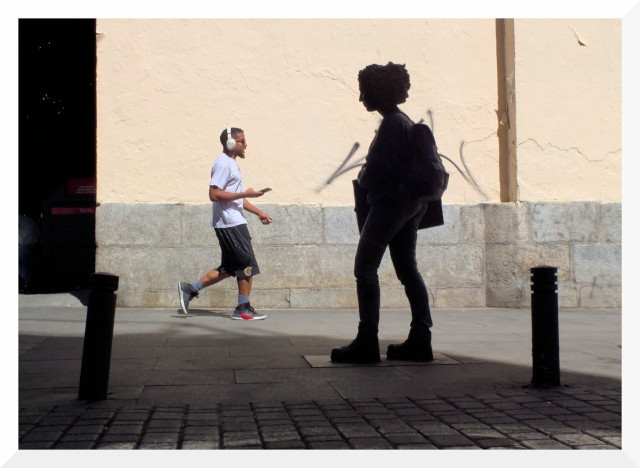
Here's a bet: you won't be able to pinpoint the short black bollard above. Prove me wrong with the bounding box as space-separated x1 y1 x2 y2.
78 272 119 400
530 266 560 387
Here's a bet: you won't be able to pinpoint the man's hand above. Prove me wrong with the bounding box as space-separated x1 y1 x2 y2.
258 211 273 225
244 188 265 198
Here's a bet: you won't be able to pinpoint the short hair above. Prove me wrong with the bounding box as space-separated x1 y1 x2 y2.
220 127 244 148
358 62 411 108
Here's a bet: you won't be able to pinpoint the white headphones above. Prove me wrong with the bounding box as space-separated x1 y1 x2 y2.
226 127 236 151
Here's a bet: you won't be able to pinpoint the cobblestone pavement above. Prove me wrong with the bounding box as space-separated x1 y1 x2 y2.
19 386 621 450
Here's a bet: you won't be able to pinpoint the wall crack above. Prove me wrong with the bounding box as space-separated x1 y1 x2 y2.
294 69 356 93
569 26 588 47
518 138 620 162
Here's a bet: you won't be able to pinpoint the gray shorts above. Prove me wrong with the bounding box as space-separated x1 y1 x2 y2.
214 224 260 280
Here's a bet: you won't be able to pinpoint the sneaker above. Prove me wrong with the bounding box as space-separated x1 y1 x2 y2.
330 337 381 363
231 302 267 320
178 281 199 314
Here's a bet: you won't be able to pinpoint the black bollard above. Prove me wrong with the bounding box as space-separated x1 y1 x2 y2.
530 266 560 387
78 272 119 400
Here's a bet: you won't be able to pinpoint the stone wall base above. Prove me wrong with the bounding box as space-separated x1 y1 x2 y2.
96 202 621 309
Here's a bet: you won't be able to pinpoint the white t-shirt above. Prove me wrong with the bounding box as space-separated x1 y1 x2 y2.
209 153 247 228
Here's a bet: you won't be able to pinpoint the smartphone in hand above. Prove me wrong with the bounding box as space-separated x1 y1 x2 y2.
260 188 272 193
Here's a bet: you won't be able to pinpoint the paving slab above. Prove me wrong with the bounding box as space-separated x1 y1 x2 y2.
153 355 310 371
235 366 410 384
304 352 460 367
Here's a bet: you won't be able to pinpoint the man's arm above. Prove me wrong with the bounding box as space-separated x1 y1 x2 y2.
243 198 273 225
209 186 262 202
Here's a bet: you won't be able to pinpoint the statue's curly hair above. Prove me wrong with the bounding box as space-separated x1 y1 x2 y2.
358 62 411 108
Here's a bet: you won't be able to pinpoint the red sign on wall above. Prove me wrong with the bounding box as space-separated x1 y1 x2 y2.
51 207 96 215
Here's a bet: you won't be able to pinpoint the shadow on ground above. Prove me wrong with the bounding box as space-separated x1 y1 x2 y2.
18 309 621 408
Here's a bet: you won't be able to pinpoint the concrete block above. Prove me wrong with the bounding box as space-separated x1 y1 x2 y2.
524 243 572 281
598 203 621 243
245 203 323 245
459 204 486 243
250 288 294 310
181 204 216 246
486 279 528 308
116 289 180 308
417 245 484 287
434 287 486 308
417 205 460 245
486 244 523 283
97 203 182 246
97 246 221 292
573 244 621 285
484 203 529 244
290 288 357 309
531 202 598 243
324 206 360 245
249 245 357 289
486 243 571 300
557 283 580 308
579 285 622 308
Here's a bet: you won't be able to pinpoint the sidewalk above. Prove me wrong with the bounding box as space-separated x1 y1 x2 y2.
17 292 621 450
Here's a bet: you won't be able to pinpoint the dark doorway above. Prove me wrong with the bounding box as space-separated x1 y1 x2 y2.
19 19 97 293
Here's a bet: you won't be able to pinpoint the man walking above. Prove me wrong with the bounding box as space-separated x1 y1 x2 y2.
179 127 272 320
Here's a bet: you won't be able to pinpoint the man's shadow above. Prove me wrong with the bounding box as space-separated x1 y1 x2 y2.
171 308 231 319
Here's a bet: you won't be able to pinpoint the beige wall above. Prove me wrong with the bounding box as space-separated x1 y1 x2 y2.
96 18 621 206
513 19 621 201
96 19 501 205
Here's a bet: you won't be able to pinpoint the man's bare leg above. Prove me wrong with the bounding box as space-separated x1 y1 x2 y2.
200 269 231 287
237 276 252 296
